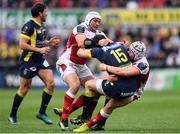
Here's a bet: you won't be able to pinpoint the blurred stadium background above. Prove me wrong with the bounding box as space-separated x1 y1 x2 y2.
0 0 180 133
0 0 180 90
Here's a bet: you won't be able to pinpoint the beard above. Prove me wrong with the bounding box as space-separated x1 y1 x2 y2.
41 17 46 22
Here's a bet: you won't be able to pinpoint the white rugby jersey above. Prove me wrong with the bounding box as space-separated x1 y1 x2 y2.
61 22 107 65
133 56 150 90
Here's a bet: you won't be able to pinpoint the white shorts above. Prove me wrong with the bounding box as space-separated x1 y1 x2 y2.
96 79 106 95
56 55 93 81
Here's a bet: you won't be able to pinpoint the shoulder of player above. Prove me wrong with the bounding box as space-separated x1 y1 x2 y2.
133 57 149 70
22 20 32 26
73 22 87 33
20 20 36 37
75 22 87 29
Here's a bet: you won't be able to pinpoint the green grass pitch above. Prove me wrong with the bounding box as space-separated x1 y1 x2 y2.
0 89 180 133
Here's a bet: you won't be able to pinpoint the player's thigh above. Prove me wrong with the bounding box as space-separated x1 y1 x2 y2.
18 77 32 95
38 69 54 89
78 65 94 86
56 61 77 81
103 97 133 114
65 73 81 94
110 97 133 108
84 79 98 92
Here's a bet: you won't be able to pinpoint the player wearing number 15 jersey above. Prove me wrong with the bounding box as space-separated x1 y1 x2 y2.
74 40 150 132
90 42 138 98
79 41 137 99
66 38 138 126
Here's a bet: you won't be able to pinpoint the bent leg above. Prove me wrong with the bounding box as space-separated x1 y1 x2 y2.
61 73 81 120
103 96 133 114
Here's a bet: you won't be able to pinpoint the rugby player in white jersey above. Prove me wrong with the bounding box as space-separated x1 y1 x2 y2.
55 11 111 130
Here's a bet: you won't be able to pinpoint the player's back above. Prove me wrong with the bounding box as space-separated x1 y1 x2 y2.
91 42 132 68
90 42 138 98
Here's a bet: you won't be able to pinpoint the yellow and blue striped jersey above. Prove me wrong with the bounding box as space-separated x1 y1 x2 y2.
19 19 46 63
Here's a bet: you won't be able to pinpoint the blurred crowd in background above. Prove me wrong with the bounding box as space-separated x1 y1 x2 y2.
1 0 180 9
0 0 180 72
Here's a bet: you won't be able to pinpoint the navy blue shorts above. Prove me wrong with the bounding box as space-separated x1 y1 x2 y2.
102 77 137 99
19 60 51 79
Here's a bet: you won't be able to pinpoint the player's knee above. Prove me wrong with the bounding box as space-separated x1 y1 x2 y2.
69 81 80 90
46 81 55 91
18 86 29 96
85 81 91 89
85 81 95 92
44 87 54 95
19 81 31 95
83 90 95 97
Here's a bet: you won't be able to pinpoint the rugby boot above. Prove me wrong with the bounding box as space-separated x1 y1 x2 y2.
70 115 89 125
91 123 105 131
8 116 20 125
36 113 53 124
73 123 90 132
53 107 63 116
58 118 70 131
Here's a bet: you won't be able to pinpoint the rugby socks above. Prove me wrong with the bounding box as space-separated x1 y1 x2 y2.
61 90 75 120
39 88 53 114
87 109 109 128
81 91 95 119
97 97 110 126
10 93 24 118
67 95 84 114
88 96 99 118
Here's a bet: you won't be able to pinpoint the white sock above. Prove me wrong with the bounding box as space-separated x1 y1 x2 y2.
100 109 110 118
66 90 75 99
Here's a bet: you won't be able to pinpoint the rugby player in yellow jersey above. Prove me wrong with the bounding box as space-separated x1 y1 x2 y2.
8 3 60 125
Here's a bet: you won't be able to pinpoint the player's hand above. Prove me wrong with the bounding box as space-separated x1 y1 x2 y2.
99 63 107 71
98 39 109 46
48 36 60 47
39 47 51 54
107 74 118 82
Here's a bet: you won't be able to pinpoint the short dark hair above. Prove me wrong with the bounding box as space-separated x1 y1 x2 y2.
31 3 46 18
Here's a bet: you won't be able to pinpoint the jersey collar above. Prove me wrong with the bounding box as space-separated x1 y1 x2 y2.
32 18 42 26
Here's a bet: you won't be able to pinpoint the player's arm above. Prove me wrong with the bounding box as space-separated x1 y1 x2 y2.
19 37 39 52
76 34 103 48
73 25 87 48
75 26 106 48
98 33 112 46
77 48 92 58
77 46 105 62
45 36 60 47
20 36 50 55
99 63 140 77
75 33 87 48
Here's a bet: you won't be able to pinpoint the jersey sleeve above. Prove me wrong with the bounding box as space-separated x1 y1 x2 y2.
20 23 34 39
134 62 149 75
73 25 85 35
